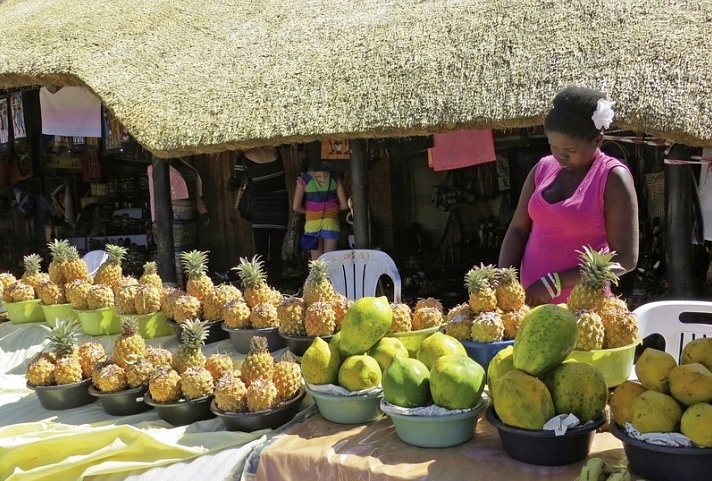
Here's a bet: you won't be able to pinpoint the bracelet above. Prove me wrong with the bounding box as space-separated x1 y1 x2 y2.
540 275 557 299
547 272 562 298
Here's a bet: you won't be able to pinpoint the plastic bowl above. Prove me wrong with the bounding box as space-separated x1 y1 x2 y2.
566 340 639 388
278 333 333 357
460 339 515 373
211 388 305 432
40 303 78 327
144 393 215 426
89 385 152 416
485 405 605 465
610 421 712 481
388 326 440 357
386 396 488 448
76 307 121 335
167 319 228 345
7 299 45 324
118 312 173 339
223 326 286 353
27 378 94 410
307 386 382 424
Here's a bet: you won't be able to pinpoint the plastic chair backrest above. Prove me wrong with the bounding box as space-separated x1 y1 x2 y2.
82 250 108 277
317 249 402 303
633 300 712 362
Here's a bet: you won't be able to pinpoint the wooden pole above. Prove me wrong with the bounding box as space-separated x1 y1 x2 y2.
151 157 177 284
665 145 694 298
350 139 370 248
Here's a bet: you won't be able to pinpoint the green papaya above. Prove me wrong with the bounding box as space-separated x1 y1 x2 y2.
487 344 514 398
430 354 485 409
339 296 393 356
382 357 431 408
493 369 555 430
541 361 608 422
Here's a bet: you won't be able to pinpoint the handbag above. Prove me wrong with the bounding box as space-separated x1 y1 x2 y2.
237 177 254 222
299 233 319 250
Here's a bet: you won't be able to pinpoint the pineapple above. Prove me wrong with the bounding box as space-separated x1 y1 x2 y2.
203 284 241 321
26 355 56 386
11 281 36 302
302 259 336 305
411 306 443 330
115 285 140 314
240 336 274 386
470 311 505 342
272 361 303 402
94 363 128 393
445 313 473 341
233 256 273 308
148 366 182 402
495 267 526 311
574 310 605 351
224 299 252 329
214 371 248 412
502 306 530 340
173 294 202 324
205 353 234 382
246 378 279 412
113 275 139 296
43 320 82 384
161 288 184 319
38 280 66 305
567 246 622 312
77 341 106 379
464 268 498 313
277 296 306 336
53 356 83 385
388 303 412 333
66 279 92 310
125 355 154 388
598 295 629 314
330 295 352 330
1 282 13 303
304 300 337 336
414 297 444 313
250 302 279 329
112 318 147 369
145 345 173 367
93 244 128 289
446 303 471 321
602 308 640 348
0 272 17 291
21 254 44 292
180 366 215 400
63 245 91 283
139 261 162 289
87 284 115 309
180 250 214 303
134 285 161 314
47 239 69 286
173 319 208 374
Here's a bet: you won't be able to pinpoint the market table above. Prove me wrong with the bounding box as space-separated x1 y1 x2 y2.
253 408 628 481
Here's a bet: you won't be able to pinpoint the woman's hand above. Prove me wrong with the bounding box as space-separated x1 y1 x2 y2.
525 280 551 307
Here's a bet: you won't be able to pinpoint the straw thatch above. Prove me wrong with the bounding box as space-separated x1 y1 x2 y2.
0 0 711 157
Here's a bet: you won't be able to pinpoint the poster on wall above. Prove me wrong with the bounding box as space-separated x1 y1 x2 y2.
0 97 8 144
321 140 350 160
102 106 124 153
10 92 26 139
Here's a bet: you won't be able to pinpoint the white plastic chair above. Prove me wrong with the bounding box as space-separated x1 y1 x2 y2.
317 249 402 303
82 250 108 277
633 300 712 362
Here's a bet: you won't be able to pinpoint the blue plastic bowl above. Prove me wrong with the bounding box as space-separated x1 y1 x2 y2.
307 386 383 424
460 339 515 372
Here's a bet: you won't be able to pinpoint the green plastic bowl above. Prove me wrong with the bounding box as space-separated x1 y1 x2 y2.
386 396 488 448
566 340 639 388
307 386 383 424
388 326 440 357
118 312 173 339
76 307 121 336
40 303 78 327
7 299 45 324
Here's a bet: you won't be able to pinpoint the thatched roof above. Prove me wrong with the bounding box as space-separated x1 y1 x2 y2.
0 0 711 157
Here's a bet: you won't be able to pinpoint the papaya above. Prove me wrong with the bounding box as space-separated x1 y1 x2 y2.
487 345 514 398
681 338 712 371
339 296 393 356
541 361 608 423
609 381 646 426
416 331 466 370
302 337 341 385
629 390 682 433
668 363 712 405
512 304 577 376
493 369 555 430
369 337 409 372
429 355 485 410
681 403 712 447
338 355 382 391
382 357 431 408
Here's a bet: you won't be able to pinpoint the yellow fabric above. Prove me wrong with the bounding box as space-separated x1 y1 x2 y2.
0 421 264 481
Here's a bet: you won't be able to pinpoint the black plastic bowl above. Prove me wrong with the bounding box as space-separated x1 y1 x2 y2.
144 393 215 426
167 319 229 345
277 333 333 357
27 378 94 410
88 385 152 416
485 405 605 465
222 325 286 353
211 388 305 432
610 420 712 481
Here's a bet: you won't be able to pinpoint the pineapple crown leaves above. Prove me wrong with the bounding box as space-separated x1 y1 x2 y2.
307 259 330 282
179 319 209 349
463 268 491 294
65 245 82 262
23 254 43 274
248 335 270 355
120 317 140 336
47 239 70 261
142 261 159 275
232 255 267 289
42 319 81 357
180 250 210 278
104 244 128 265
576 245 622 288
494 267 519 287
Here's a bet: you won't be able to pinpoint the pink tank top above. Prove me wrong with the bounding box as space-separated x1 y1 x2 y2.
520 151 630 303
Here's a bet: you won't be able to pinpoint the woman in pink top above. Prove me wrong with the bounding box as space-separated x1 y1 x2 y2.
499 86 638 306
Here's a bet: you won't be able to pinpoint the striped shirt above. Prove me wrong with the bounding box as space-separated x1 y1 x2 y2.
298 172 341 239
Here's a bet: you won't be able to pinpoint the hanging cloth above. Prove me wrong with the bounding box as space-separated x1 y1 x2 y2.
428 129 496 172
40 87 101 137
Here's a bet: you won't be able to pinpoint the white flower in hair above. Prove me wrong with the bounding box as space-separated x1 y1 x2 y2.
591 98 616 130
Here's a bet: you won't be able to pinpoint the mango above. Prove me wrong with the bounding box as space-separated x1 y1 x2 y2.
681 338 712 371
369 337 409 372
493 369 555 430
487 345 514 398
609 381 646 426
635 348 677 393
512 304 577 376
429 354 485 410
339 296 393 356
338 355 382 391
541 362 607 423
416 331 467 370
629 390 682 433
681 402 712 447
301 336 341 385
382 357 431 408
668 363 712 405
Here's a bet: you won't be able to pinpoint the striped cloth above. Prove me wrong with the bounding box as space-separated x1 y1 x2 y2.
298 172 340 239
237 156 289 229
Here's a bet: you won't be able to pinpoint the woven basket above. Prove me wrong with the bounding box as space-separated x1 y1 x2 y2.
645 171 665 220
